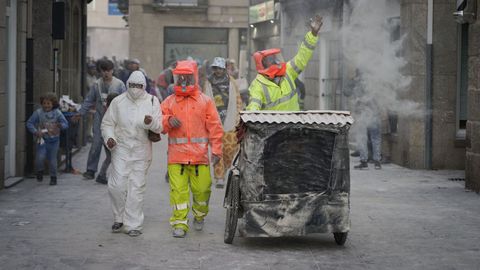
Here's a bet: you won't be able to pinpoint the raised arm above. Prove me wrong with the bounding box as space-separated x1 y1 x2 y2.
286 15 323 81
78 83 98 115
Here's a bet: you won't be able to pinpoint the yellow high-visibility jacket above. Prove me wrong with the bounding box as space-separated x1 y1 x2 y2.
246 31 318 111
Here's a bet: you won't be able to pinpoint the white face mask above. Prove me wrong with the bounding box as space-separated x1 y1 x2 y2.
128 87 144 99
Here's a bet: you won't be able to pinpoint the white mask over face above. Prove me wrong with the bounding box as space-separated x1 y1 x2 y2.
128 87 144 99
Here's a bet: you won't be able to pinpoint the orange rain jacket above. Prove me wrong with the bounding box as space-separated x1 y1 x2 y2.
161 60 224 165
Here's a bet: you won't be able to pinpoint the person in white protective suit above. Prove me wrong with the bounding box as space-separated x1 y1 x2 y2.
101 71 162 237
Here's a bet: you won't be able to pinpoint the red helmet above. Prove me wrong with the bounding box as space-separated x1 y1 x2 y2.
172 60 199 96
253 48 286 79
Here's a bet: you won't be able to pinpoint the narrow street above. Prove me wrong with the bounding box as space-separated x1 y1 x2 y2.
1 138 479 270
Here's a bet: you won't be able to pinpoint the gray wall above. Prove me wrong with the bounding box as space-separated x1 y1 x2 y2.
87 27 129 60
16 0 28 178
33 0 54 104
390 0 427 169
0 0 28 187
431 0 465 169
391 0 465 170
466 0 480 192
0 0 6 188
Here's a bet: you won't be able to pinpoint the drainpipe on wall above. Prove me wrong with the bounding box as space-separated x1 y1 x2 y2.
425 0 433 169
81 1 87 145
6 0 18 178
247 0 254 84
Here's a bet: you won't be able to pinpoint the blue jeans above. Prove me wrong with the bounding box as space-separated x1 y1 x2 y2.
86 116 103 173
35 139 60 177
359 124 381 162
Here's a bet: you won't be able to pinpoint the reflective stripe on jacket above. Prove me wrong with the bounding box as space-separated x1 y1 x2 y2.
161 91 224 165
246 31 318 111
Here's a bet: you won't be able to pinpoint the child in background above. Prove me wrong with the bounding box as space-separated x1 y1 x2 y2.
95 92 119 185
26 93 69 185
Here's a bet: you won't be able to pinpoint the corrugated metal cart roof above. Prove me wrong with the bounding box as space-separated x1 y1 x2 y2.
239 110 354 126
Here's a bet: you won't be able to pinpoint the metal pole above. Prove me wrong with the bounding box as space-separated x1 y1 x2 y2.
425 0 433 169
247 0 252 84
81 1 87 146
6 0 18 178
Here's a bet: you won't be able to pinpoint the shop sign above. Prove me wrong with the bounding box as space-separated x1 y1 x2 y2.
249 0 274 24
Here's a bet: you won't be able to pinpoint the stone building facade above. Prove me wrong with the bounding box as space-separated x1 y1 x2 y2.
87 0 129 60
390 0 465 169
127 0 249 80
466 0 480 192
0 0 88 189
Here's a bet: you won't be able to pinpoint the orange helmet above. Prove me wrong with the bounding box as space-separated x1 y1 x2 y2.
253 48 286 79
172 60 199 96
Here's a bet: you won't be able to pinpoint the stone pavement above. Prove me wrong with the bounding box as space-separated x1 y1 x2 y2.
1 138 479 270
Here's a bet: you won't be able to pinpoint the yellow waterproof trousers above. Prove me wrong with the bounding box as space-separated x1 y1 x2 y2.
168 164 211 231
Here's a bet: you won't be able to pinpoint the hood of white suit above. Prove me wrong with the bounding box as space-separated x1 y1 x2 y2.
126 71 147 100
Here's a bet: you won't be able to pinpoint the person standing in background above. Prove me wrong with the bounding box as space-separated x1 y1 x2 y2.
73 59 126 183
84 62 98 141
226 59 239 80
204 57 243 188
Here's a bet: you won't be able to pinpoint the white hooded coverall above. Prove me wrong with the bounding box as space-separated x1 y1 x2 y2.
101 71 162 232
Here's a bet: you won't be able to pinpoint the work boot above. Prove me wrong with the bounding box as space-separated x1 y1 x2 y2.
127 230 142 237
374 161 382 170
193 219 204 231
36 171 44 182
350 150 360 157
95 174 108 185
111 222 123 233
83 170 95 180
354 161 368 169
172 228 186 238
215 178 225 189
49 176 57 186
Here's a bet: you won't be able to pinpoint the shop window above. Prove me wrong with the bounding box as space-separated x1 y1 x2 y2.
164 27 228 67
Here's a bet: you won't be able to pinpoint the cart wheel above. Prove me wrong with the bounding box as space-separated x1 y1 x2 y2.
333 232 348 246
224 174 240 244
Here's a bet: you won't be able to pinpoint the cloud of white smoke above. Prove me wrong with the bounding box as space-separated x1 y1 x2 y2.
342 0 420 124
